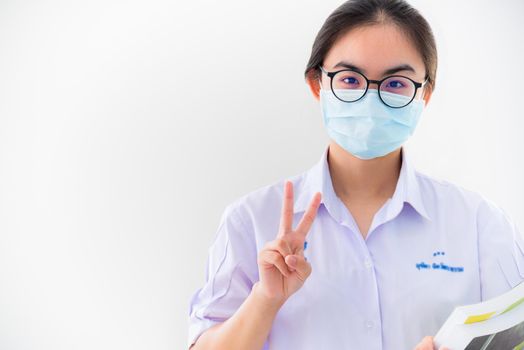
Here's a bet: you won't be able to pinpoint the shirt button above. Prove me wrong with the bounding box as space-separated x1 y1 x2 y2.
365 320 374 329
364 258 373 269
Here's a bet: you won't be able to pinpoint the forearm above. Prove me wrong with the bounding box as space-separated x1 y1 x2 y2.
191 281 285 350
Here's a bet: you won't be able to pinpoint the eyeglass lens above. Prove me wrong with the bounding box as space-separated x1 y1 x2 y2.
331 70 417 108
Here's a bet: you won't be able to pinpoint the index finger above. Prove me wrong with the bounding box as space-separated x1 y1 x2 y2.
294 192 322 237
278 180 294 236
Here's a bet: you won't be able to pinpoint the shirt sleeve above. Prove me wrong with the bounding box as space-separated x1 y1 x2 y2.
478 197 524 301
187 203 259 349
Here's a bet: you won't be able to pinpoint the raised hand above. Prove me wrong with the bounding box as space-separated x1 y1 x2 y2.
256 180 322 305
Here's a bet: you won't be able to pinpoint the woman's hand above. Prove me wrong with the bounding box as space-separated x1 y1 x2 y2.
255 180 321 306
413 336 449 350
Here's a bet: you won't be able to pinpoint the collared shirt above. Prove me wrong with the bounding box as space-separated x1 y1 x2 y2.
187 144 524 350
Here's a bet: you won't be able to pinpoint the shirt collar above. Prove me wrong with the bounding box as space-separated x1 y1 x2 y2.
293 145 431 225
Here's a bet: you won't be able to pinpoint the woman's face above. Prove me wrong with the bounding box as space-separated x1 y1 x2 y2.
310 23 432 106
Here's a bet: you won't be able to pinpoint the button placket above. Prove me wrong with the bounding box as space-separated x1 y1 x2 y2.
364 257 373 269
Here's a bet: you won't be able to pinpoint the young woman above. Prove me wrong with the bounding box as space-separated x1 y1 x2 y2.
187 0 524 349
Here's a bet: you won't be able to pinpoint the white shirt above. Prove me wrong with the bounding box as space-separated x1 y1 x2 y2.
187 144 524 349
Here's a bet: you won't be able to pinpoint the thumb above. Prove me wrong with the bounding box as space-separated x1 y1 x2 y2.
285 254 312 281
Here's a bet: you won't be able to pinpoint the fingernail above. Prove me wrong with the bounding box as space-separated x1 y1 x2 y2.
288 256 297 266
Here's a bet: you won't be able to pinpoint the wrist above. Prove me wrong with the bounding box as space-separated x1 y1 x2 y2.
252 281 287 310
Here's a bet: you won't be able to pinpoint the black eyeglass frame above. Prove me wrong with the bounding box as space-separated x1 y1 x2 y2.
319 65 429 109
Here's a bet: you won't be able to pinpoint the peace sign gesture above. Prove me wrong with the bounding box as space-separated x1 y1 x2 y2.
256 180 322 305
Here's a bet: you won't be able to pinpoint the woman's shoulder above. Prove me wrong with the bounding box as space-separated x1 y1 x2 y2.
227 173 306 215
221 171 309 240
414 168 513 224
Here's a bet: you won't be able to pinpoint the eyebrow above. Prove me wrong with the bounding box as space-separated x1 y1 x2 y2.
332 61 416 76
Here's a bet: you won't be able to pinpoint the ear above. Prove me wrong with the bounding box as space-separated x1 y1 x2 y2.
305 70 321 102
422 85 433 106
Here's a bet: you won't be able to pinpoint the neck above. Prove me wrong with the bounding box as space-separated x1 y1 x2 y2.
327 141 402 202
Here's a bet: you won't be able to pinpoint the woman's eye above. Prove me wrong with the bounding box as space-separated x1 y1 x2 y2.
342 77 359 85
387 80 404 89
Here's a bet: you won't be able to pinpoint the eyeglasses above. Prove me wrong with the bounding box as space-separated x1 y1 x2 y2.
319 65 428 108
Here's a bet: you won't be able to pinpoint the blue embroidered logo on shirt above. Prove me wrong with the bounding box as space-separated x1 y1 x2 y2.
416 251 464 272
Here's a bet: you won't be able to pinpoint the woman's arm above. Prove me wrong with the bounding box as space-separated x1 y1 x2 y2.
190 181 321 349
189 281 284 350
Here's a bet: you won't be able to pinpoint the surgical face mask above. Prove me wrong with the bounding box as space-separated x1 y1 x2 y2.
319 86 425 160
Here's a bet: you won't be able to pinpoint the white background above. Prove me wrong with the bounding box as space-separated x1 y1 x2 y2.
0 0 523 349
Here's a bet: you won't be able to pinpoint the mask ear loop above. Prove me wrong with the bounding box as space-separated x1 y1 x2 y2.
417 76 429 100
318 66 326 91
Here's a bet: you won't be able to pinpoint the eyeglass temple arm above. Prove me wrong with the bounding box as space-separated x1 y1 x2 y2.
317 65 327 86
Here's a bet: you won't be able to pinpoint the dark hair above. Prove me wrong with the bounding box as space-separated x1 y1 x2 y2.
304 0 437 94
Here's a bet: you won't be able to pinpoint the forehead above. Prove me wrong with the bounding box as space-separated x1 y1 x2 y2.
324 23 425 77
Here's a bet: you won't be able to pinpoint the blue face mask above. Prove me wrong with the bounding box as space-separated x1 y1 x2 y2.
319 87 425 160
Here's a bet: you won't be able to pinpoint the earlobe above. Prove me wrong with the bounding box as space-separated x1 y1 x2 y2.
423 93 431 107
422 87 432 106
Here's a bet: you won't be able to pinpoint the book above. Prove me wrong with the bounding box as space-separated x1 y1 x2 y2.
434 281 524 350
